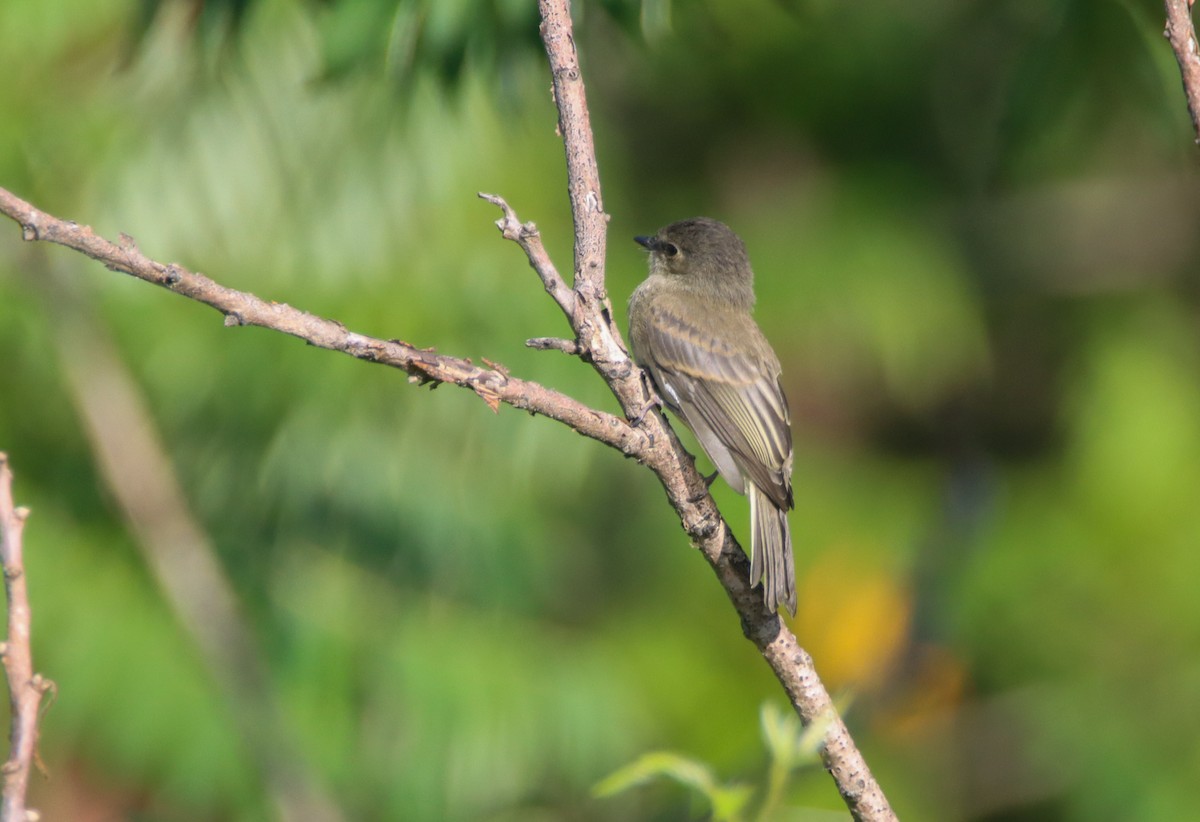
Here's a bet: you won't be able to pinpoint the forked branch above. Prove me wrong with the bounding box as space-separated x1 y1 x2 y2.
0 454 54 821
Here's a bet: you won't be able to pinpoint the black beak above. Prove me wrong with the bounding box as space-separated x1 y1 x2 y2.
634 235 655 251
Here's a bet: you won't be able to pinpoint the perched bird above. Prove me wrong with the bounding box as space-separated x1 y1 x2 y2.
628 218 796 615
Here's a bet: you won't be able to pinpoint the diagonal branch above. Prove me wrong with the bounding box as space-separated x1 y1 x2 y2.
0 187 646 460
1164 0 1200 141
479 192 577 318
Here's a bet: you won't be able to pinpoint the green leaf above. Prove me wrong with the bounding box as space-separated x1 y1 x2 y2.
594 751 754 821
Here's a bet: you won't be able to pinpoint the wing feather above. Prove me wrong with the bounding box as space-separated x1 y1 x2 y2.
636 298 793 511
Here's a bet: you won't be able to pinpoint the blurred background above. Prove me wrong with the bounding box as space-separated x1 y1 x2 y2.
2 0 1199 819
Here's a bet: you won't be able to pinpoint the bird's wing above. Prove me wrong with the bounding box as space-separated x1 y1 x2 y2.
639 300 793 510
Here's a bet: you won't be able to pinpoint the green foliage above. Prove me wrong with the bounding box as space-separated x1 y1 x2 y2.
595 703 839 821
596 751 755 821
132 0 651 90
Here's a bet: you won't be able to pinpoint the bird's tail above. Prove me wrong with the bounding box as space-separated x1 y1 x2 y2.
750 485 796 616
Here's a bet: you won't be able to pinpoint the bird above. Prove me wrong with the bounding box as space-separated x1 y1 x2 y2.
628 217 796 615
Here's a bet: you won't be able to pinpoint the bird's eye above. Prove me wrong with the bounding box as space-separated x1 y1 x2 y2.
663 243 679 257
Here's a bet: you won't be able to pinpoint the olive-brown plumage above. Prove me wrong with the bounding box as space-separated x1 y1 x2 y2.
628 218 796 615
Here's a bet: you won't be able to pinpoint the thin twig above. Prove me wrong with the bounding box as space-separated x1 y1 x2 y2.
479 192 577 318
0 454 52 822
1164 0 1200 141
526 337 583 356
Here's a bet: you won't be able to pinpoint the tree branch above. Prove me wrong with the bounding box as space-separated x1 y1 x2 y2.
539 1 607 298
479 192 577 317
529 2 897 819
0 454 53 822
0 187 646 460
1164 0 1200 141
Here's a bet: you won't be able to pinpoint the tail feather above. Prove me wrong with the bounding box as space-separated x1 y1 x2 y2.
750 485 796 616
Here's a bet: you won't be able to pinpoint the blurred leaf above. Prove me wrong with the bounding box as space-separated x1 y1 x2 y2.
759 702 827 774
594 750 754 821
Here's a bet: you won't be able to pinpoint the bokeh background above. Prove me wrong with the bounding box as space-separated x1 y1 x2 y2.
2 0 1199 819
